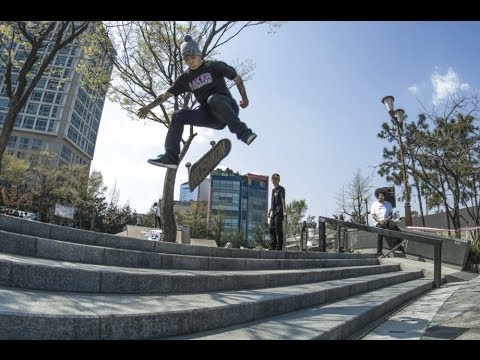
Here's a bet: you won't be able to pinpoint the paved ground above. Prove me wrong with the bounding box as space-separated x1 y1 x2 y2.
363 270 480 340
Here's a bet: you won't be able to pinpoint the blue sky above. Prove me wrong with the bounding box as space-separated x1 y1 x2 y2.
90 21 480 218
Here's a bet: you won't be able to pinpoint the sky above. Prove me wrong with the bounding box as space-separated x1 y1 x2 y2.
90 21 480 218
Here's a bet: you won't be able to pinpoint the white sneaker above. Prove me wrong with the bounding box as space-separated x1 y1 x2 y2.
244 133 257 145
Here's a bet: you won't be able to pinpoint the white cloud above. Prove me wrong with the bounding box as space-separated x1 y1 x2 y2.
431 67 470 105
195 128 215 144
408 84 418 95
91 102 175 213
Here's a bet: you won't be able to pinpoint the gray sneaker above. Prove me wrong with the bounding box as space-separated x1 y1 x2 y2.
147 154 179 169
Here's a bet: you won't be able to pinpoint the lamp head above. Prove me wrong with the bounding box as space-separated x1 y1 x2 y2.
381 96 395 118
395 108 405 129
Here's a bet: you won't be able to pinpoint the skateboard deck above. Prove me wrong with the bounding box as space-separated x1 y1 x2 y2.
188 138 231 192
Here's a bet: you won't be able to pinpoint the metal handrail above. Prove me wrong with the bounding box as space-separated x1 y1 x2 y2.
318 216 443 288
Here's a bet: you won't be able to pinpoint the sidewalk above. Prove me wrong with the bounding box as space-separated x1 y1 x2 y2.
363 271 480 340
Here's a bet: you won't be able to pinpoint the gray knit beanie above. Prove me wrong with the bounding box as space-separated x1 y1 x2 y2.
181 35 201 57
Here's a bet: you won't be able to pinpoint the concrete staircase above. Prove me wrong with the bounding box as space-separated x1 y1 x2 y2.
0 214 433 339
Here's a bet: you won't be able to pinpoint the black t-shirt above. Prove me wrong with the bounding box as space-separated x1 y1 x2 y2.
167 60 237 105
271 185 286 216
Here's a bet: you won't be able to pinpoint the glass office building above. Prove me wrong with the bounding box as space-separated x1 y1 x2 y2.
209 175 243 233
0 22 113 170
241 173 269 243
209 173 269 243
179 178 210 202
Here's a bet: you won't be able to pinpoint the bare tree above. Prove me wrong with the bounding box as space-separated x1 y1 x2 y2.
335 169 373 224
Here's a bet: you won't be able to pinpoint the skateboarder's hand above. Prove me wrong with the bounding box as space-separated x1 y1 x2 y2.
137 106 151 119
239 98 249 109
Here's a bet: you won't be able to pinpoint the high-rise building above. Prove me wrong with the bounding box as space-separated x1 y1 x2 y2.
179 178 210 202
241 173 269 242
0 22 113 170
209 174 243 233
208 173 269 243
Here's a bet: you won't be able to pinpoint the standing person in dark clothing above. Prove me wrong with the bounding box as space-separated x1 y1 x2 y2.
268 173 287 251
137 35 257 169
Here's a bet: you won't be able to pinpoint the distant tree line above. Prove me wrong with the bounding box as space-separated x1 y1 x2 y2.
0 151 139 234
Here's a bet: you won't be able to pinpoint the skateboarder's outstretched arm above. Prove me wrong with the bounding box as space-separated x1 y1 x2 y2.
233 75 249 109
137 91 174 119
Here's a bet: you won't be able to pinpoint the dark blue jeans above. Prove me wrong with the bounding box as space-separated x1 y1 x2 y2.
269 213 284 251
165 94 252 160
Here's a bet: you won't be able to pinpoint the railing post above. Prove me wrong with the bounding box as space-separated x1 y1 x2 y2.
318 217 326 252
335 225 341 253
434 242 442 288
301 221 307 251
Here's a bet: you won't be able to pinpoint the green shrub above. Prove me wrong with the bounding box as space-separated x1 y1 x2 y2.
221 231 248 249
466 241 480 272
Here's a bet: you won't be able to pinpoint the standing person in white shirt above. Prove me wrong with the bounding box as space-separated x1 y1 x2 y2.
153 202 161 229
370 188 400 256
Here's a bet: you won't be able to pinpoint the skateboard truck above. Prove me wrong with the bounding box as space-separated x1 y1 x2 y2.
185 161 192 175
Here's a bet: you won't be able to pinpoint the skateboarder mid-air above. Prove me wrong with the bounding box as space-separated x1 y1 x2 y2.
137 35 257 169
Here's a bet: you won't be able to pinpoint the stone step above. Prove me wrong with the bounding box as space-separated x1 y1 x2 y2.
0 270 425 339
0 252 401 294
0 230 379 271
0 217 375 260
172 278 433 340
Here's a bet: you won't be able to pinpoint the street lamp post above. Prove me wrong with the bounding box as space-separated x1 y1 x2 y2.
381 95 412 227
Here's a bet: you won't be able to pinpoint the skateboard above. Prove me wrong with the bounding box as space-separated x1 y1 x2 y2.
186 139 231 192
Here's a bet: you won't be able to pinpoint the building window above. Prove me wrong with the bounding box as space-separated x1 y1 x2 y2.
67 126 78 142
26 102 38 115
51 106 60 119
43 92 55 103
47 120 58 133
39 104 51 117
32 139 43 151
71 112 81 127
36 78 47 88
8 136 17 148
0 99 9 111
19 137 29 149
47 79 59 90
23 116 34 129
66 57 75 67
31 90 43 101
60 145 72 162
35 118 47 131
55 55 66 66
